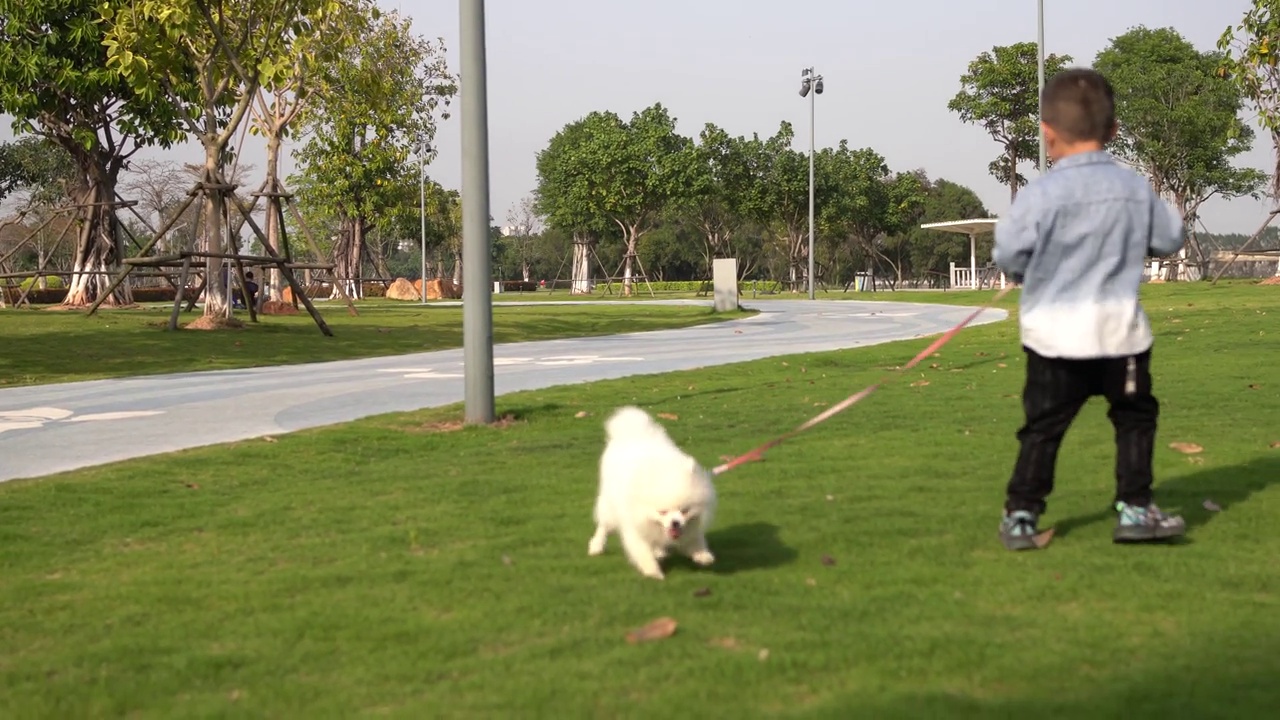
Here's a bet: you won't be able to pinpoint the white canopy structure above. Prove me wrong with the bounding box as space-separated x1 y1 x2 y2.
919 218 1001 290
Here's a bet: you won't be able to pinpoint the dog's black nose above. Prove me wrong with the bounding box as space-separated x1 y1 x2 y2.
670 519 682 530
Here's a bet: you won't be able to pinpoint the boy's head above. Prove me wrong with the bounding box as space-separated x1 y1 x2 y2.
1040 68 1117 162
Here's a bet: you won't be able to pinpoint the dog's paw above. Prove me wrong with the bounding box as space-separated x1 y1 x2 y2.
587 539 606 556
642 568 666 580
653 547 668 560
691 550 715 566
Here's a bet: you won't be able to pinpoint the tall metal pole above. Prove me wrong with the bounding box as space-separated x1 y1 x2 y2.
419 155 427 304
460 0 495 424
807 71 816 301
1037 0 1047 174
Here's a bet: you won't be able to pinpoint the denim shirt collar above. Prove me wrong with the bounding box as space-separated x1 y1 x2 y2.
1050 150 1114 171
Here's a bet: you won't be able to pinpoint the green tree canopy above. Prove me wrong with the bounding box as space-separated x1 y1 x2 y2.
1096 25 1264 277
948 42 1072 200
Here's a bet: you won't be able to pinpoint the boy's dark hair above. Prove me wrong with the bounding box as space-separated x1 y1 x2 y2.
1041 68 1116 144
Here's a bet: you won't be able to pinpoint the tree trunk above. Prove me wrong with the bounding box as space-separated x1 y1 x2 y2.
330 215 365 300
197 142 231 318
571 232 592 294
452 249 463 284
263 134 285 301
1008 147 1019 202
62 179 133 308
622 231 636 297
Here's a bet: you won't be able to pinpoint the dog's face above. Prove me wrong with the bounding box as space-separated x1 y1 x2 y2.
653 506 699 540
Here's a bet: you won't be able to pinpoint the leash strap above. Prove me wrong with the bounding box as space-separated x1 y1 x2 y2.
710 287 1014 476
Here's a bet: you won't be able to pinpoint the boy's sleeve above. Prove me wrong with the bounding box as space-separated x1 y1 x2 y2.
993 188 1039 283
1148 194 1185 258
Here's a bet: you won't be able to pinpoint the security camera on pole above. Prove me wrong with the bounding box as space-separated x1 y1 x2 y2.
799 67 823 300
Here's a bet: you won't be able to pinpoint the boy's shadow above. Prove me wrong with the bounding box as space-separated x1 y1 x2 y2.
666 522 798 575
1055 455 1280 541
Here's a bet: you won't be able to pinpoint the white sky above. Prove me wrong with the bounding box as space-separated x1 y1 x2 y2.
2 0 1270 234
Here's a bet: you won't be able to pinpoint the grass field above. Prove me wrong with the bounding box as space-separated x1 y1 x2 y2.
0 301 746 387
0 283 1276 718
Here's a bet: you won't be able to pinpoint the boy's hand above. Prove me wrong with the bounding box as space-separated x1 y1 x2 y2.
1148 199 1184 258
993 189 1037 282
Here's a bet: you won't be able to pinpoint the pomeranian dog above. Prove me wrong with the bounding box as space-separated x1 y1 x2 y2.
588 406 717 580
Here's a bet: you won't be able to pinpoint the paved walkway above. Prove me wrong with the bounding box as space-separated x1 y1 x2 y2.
0 299 1007 483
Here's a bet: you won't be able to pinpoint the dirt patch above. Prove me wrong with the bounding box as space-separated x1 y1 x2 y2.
185 315 246 331
411 413 522 434
1259 276 1280 286
260 300 299 316
40 305 85 312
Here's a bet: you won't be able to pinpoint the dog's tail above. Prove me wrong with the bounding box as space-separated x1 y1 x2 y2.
604 405 660 441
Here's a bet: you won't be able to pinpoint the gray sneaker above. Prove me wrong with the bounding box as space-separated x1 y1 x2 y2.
1113 502 1186 543
999 510 1042 551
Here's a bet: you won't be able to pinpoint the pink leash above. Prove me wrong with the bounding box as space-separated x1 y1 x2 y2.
710 287 1014 476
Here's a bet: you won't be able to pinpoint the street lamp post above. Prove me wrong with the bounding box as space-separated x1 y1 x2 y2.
460 0 495 425
418 143 429 304
799 67 823 300
1037 0 1047 174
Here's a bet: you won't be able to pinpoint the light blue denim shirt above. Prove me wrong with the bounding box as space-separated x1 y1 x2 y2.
993 150 1184 359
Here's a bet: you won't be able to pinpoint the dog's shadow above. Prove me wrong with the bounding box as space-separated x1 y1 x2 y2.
667 522 799 575
1054 454 1280 542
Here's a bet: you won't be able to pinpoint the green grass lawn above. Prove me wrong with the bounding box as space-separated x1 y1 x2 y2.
0 283 1277 718
0 301 747 387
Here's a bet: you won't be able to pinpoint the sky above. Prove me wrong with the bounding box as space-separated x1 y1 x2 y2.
1 0 1270 234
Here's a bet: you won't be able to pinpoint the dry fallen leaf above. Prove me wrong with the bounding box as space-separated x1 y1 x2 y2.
757 648 770 661
821 555 836 566
626 617 678 644
805 577 817 587
1248 384 1262 390
1271 441 1280 449
1203 500 1222 513
657 413 679 421
825 494 835 501
574 411 589 418
184 482 200 490
1187 456 1205 465
1032 528 1056 549
930 363 941 369
1169 442 1204 454
710 637 739 650
910 380 930 387
997 363 1008 368
262 436 278 443
692 587 712 598
501 554 513 566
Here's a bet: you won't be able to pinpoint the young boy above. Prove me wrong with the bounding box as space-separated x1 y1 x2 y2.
992 68 1187 551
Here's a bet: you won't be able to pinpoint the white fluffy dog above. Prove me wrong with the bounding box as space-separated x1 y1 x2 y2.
588 406 717 580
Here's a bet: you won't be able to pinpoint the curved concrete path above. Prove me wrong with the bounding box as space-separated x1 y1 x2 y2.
0 298 1007 483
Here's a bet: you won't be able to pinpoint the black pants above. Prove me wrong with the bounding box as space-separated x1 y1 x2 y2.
1005 347 1159 514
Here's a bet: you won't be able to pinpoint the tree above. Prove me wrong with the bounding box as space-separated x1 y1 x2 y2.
949 42 1073 200
536 104 693 296
683 123 764 276
754 121 814 290
0 0 186 307
0 136 77 206
1219 0 1280 276
890 176 993 286
504 196 542 282
250 0 373 301
289 8 455 298
1096 26 1264 280
816 144 925 288
535 115 613 294
106 0 346 317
